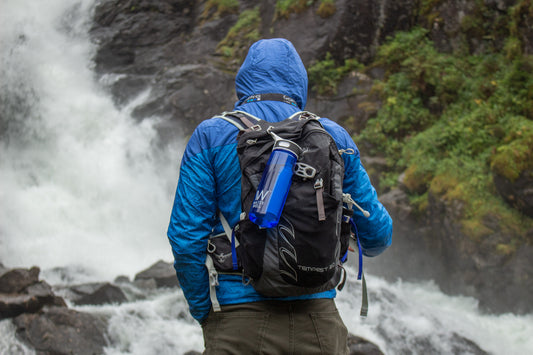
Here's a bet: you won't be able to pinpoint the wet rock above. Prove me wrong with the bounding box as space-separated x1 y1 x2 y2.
128 63 234 142
68 282 127 306
134 260 178 288
114 275 130 283
348 334 384 355
89 0 418 138
0 266 66 320
90 0 235 137
307 71 379 135
0 262 7 275
13 306 108 355
133 277 158 291
493 169 533 218
370 186 533 315
380 188 413 221
91 0 197 74
0 266 40 293
326 0 417 64
0 286 65 320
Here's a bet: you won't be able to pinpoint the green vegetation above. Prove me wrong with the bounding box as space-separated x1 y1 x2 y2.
209 0 533 248
202 0 239 21
355 25 533 245
275 0 336 19
308 53 363 95
317 0 336 18
305 0 533 248
214 0 337 69
216 7 261 62
275 0 311 18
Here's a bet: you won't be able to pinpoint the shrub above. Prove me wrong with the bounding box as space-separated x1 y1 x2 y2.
357 27 533 241
308 53 362 95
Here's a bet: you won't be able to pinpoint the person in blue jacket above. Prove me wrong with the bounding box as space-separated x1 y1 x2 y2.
167 38 392 354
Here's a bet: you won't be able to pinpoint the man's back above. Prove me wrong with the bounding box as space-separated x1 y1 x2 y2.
167 38 392 354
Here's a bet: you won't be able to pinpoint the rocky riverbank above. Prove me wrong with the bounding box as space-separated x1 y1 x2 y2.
0 261 386 354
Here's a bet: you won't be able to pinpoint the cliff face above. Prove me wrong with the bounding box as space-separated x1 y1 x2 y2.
90 0 532 314
89 0 419 135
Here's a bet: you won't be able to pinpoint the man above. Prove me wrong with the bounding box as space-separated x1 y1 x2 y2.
167 38 392 354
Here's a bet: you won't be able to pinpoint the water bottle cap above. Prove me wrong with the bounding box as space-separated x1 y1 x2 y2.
273 139 302 157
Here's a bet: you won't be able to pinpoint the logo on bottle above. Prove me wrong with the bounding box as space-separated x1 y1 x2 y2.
255 189 271 201
252 189 271 210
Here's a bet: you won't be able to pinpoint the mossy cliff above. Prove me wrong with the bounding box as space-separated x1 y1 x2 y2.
90 0 532 313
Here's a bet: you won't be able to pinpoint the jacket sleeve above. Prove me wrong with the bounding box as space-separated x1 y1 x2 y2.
322 119 393 257
343 148 393 256
167 124 217 323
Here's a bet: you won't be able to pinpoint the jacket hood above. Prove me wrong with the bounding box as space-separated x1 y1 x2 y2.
235 38 308 109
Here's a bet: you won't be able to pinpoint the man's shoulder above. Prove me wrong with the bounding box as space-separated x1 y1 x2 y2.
184 114 240 159
196 113 240 131
316 117 352 149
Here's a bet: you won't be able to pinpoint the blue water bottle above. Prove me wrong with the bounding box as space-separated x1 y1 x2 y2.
249 137 302 228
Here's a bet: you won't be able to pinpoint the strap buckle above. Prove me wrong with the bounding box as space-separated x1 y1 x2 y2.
314 178 324 189
207 240 216 253
294 163 316 179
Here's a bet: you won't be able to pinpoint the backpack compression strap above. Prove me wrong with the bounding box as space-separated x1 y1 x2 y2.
205 212 241 313
205 254 221 312
349 219 369 317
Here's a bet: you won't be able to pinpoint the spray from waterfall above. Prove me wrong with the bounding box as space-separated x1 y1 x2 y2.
0 0 181 281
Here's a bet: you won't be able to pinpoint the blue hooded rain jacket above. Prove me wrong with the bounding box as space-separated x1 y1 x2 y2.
167 38 393 323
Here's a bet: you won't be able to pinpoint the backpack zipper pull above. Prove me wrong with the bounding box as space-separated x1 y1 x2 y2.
314 178 326 221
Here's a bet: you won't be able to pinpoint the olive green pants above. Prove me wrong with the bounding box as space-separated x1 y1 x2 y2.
201 298 349 355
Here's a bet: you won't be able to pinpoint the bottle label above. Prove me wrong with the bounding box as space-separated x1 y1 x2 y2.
252 189 272 211
249 148 297 228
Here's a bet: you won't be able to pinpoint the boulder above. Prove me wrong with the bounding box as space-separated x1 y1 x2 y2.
0 266 40 293
0 266 66 320
68 282 128 306
348 334 384 355
13 307 108 355
134 260 178 288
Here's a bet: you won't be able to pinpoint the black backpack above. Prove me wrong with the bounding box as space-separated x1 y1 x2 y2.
209 110 351 297
205 109 369 316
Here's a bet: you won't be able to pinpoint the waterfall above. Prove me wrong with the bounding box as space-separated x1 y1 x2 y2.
0 1 532 354
0 0 180 281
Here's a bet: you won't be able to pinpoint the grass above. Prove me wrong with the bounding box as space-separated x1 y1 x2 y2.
353 26 533 246
216 7 261 64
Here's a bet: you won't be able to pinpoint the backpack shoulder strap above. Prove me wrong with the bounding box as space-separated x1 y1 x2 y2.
287 111 320 122
217 111 262 131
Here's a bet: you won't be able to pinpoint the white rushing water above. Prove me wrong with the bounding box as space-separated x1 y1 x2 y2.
1 1 532 354
0 0 180 281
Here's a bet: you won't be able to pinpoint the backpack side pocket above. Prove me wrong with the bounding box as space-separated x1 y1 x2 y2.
207 234 240 272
